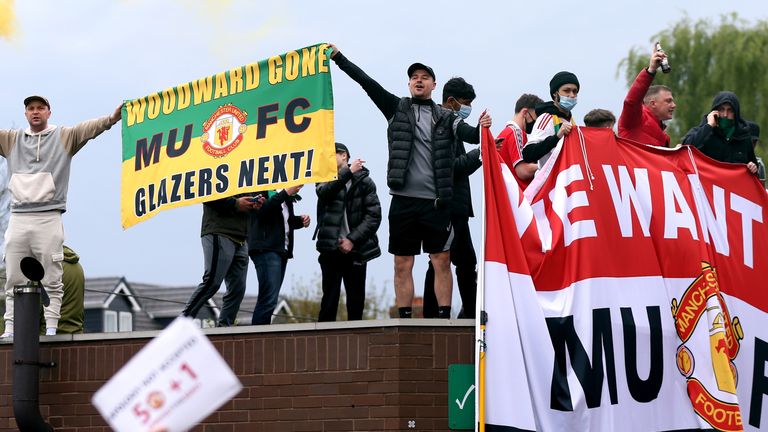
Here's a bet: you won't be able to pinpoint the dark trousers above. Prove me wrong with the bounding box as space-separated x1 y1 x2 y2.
318 252 367 321
183 234 249 326
424 215 477 318
250 251 288 325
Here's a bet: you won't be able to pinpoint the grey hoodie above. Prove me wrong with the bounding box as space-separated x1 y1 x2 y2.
0 116 114 212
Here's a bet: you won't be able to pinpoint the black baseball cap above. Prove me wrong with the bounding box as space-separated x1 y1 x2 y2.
407 62 436 81
335 142 350 156
24 95 50 109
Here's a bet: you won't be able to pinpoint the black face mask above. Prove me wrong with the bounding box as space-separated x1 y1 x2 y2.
525 116 536 134
525 119 535 134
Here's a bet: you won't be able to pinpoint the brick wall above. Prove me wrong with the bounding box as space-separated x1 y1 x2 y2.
0 320 475 431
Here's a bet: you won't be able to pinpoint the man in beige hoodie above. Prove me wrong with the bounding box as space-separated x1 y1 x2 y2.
0 96 121 338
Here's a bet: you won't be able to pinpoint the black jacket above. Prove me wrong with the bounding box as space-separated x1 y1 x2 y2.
200 193 253 243
452 144 481 218
522 101 573 163
314 166 382 262
246 190 305 258
682 91 757 165
331 51 481 207
386 97 461 206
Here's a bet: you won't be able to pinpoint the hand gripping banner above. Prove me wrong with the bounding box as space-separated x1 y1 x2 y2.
120 43 335 228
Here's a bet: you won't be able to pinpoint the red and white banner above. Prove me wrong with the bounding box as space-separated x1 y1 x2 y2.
481 126 768 431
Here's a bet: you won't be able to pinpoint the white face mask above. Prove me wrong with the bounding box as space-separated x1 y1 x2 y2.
457 104 472 119
559 95 578 111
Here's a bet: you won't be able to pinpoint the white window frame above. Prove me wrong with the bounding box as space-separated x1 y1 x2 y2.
118 311 133 332
104 310 118 333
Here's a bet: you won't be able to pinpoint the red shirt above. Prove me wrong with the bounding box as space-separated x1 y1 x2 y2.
496 122 532 187
618 69 671 147
497 122 526 168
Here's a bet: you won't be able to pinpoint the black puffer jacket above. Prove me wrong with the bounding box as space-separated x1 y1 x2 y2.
314 166 381 262
247 190 306 258
387 98 457 207
682 91 757 165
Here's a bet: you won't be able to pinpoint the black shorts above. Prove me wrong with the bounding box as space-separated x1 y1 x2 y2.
388 195 453 256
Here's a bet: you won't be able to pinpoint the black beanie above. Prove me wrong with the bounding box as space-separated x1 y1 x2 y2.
549 71 580 97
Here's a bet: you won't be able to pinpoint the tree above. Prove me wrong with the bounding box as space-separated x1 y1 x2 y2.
285 273 392 322
619 13 768 161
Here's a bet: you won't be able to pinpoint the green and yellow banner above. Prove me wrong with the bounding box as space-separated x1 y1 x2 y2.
120 43 335 228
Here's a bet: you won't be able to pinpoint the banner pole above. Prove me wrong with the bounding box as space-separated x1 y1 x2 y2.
476 123 488 432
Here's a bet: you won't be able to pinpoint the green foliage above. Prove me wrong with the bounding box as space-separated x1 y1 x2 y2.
618 13 768 160
285 273 391 322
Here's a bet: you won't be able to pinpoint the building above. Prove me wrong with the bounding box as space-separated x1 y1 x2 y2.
83 277 295 332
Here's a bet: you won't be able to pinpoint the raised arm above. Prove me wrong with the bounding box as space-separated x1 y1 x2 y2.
61 104 122 155
619 69 654 132
619 50 665 133
0 129 18 157
454 111 492 144
316 166 353 204
329 44 400 120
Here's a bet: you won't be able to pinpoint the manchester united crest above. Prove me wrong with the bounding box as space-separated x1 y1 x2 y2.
671 262 744 431
201 104 248 157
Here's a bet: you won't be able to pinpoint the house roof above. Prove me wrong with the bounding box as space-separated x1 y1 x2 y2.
83 277 293 325
84 277 123 308
84 277 141 311
131 283 220 319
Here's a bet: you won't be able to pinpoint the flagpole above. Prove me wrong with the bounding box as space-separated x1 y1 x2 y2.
476 120 487 432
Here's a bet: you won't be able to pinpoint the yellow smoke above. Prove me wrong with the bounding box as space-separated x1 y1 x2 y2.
181 0 283 64
0 0 16 40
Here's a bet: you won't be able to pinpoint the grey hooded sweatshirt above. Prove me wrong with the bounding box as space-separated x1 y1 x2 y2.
0 116 114 213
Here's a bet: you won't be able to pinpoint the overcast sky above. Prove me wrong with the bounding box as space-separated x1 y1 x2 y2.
0 1 764 312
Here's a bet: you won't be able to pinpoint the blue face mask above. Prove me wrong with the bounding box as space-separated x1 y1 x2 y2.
457 104 472 119
558 95 578 111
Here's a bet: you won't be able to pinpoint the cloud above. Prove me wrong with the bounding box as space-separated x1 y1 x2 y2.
0 0 16 40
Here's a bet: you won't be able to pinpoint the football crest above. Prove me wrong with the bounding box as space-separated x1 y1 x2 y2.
671 262 744 431
201 104 248 157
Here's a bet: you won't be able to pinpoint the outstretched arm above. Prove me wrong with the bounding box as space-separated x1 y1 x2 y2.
329 44 400 120
0 129 18 157
618 69 654 132
619 50 663 133
61 103 124 155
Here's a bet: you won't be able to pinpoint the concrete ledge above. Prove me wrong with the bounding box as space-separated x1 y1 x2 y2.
0 318 477 344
